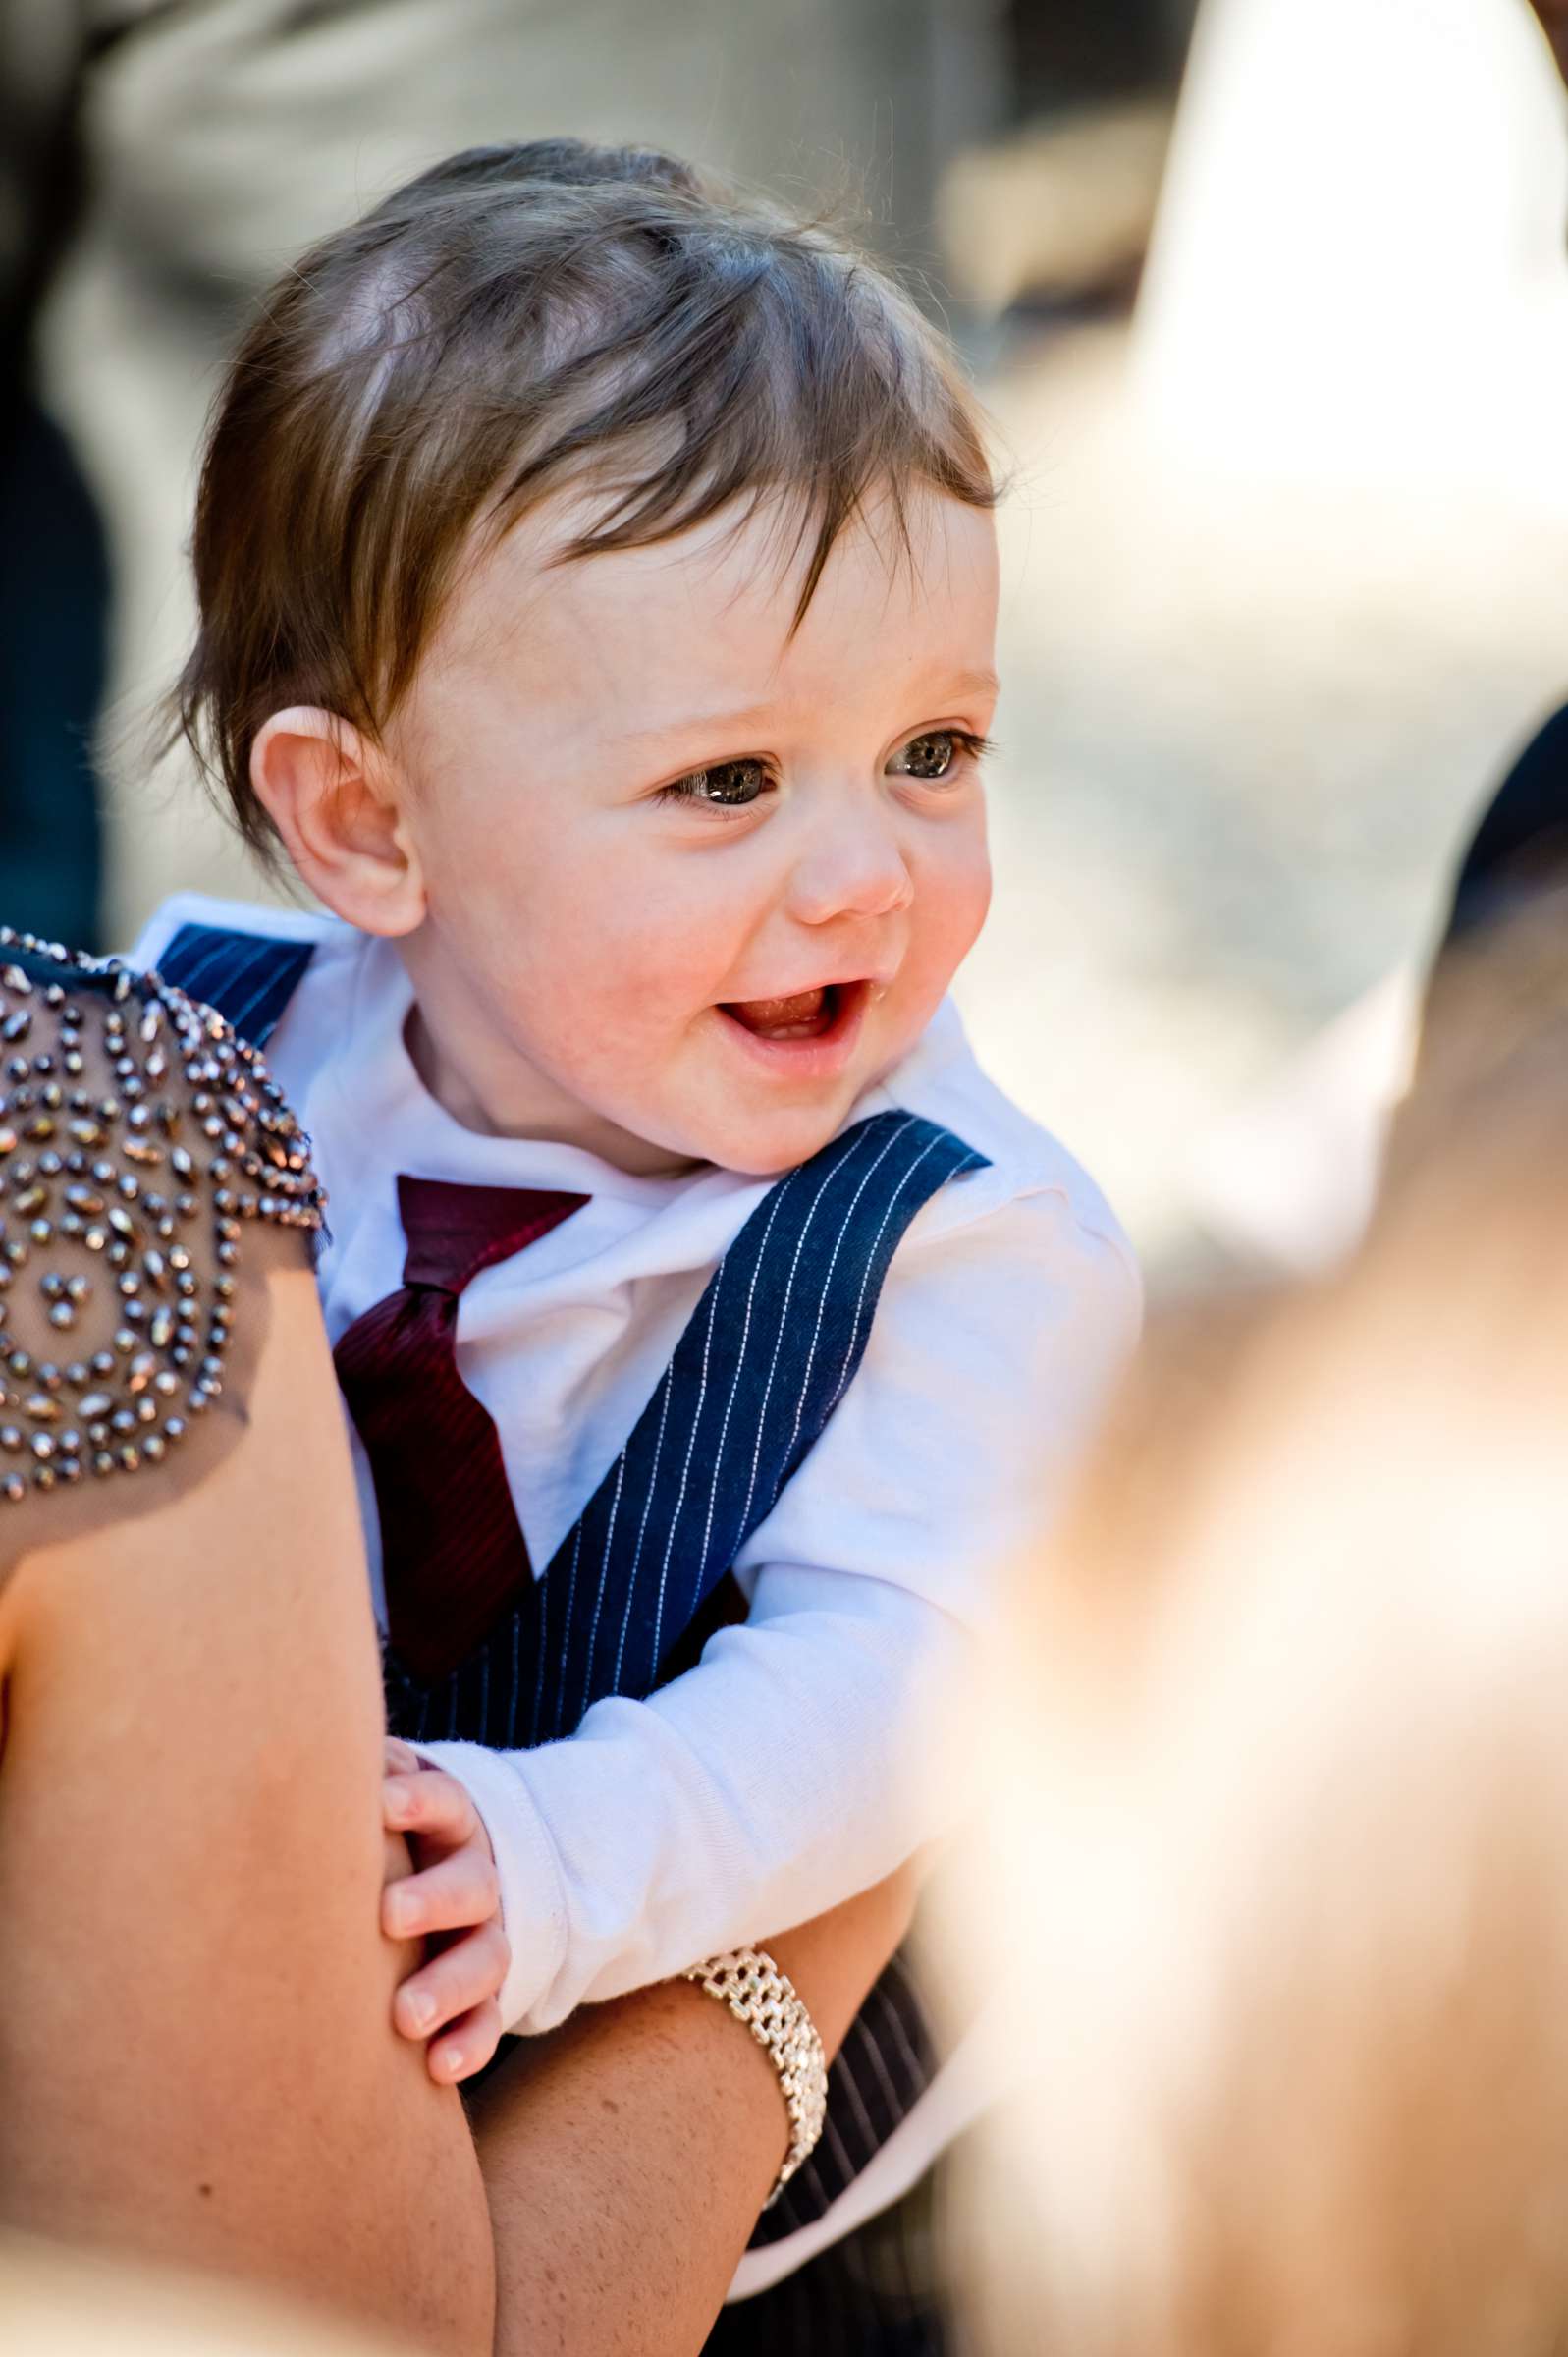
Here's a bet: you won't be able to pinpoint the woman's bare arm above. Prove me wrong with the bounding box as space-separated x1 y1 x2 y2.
0 1249 912 2357
0 1246 495 2350
473 1866 918 2357
0 949 493 2349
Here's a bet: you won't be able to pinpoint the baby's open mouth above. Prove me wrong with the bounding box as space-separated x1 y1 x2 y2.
721 981 859 1042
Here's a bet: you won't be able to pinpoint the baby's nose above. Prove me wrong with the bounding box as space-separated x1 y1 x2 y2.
788 825 914 926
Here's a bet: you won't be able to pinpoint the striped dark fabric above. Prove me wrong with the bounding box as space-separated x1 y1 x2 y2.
384 1111 988 1752
151 924 992 2268
383 1110 990 2252
751 1946 940 2247
333 1177 587 1680
702 2153 958 2353
157 921 317 1048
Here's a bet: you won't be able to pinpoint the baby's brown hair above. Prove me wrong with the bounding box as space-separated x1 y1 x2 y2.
169 137 996 871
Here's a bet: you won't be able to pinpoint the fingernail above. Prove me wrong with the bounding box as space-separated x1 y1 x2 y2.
441 2045 463 2078
387 1890 417 1934
405 1990 436 2033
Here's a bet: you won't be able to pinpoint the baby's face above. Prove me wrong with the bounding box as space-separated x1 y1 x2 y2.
388 480 999 1175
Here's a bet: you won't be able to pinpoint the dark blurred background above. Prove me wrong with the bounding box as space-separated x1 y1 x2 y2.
5 0 1567 1278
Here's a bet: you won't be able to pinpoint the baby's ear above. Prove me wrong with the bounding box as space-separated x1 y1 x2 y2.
250 708 425 936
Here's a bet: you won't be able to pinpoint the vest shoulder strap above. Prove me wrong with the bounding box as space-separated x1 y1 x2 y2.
156 921 317 1049
528 1108 990 1739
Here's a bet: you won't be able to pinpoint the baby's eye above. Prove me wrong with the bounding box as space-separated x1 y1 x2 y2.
886 730 987 784
659 758 772 808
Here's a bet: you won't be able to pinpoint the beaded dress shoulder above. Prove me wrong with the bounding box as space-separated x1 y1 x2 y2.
0 928 326 1569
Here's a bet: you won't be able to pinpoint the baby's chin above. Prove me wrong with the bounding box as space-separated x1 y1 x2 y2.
568 1095 834 1180
610 1025 914 1177
666 1087 872 1179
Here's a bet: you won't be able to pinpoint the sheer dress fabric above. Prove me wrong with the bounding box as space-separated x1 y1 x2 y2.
0 933 325 1580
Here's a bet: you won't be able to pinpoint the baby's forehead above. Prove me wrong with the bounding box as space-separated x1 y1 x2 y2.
432 479 999 704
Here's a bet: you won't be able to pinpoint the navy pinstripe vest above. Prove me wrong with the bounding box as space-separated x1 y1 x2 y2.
159 920 988 2247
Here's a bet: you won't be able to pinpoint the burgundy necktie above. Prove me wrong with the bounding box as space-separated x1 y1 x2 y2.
333 1175 587 1681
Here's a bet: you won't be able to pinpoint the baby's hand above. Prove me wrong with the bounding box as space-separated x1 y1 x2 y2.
381 1737 510 2085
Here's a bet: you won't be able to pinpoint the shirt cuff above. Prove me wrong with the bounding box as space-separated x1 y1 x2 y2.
415 1738 568 2034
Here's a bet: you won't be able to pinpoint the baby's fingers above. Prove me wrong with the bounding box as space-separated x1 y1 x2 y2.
428 1999 504 2086
383 1842 500 1942
382 1764 481 1852
394 1919 511 2047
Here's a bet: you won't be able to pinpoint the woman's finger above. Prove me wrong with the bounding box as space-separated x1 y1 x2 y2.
382 1766 480 1847
394 1919 511 2043
383 1842 500 1941
427 1998 505 2086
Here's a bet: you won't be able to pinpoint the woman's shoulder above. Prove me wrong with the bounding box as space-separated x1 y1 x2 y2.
0 928 325 1540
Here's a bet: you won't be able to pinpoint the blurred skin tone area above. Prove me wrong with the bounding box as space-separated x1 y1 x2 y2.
942 923 1568 2356
254 484 1000 1179
0 2235 407 2357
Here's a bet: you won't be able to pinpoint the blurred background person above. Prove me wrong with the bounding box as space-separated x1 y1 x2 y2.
0 2 112 946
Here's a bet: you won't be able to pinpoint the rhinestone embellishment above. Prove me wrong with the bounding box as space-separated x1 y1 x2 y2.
0 928 325 1505
681 1946 829 2206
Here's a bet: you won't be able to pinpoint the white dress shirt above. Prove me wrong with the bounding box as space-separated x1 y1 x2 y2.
135 893 1140 2266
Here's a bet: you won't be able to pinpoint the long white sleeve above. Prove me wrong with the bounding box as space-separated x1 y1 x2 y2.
422 1186 1141 2035
423 1565 963 2031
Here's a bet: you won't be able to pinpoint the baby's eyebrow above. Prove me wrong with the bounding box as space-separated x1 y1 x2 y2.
614 700 779 749
934 667 1000 704
615 669 1000 751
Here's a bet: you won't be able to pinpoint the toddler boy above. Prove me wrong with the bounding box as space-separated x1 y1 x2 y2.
135 138 1140 2335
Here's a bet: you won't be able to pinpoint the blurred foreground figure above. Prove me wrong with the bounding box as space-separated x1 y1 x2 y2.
0 2233 404 2357
947 904 1568 2356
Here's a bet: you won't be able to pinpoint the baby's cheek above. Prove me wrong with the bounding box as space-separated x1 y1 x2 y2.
958 861 994 953
923 849 993 980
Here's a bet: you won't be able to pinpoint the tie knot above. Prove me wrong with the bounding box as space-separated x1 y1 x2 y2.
397 1174 587 1296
